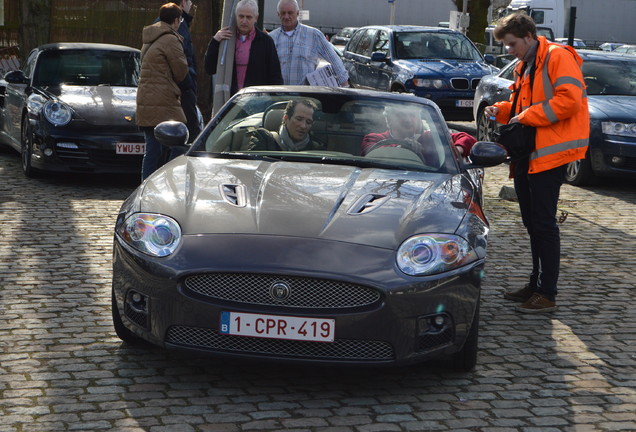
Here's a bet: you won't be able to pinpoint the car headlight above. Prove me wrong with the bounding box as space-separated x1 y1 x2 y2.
397 234 478 276
43 100 73 126
116 213 182 257
602 121 636 137
26 93 47 114
412 78 446 89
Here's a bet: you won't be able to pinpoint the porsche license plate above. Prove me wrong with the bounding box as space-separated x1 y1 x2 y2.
219 311 335 342
116 143 145 155
456 99 473 107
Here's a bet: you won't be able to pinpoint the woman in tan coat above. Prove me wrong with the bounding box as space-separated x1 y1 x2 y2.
137 2 189 181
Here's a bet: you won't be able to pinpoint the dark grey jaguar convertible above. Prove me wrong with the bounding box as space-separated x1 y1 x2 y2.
112 86 506 371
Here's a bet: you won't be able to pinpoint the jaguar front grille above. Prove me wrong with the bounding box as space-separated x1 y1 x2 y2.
183 273 382 309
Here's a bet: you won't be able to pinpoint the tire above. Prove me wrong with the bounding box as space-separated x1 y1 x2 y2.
21 118 39 178
476 106 495 142
565 155 597 186
449 300 479 371
111 288 142 344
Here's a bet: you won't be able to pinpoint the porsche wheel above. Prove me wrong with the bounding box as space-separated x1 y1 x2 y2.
565 155 596 186
21 118 39 178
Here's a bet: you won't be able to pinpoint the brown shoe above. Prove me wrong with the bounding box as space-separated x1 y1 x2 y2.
516 293 557 314
503 284 534 302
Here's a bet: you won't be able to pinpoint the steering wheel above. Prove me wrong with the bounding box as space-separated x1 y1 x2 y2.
365 138 426 164
366 138 418 153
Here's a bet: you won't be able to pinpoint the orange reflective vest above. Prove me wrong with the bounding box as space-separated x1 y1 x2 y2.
494 36 589 174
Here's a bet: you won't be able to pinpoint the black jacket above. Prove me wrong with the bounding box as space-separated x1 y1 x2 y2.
204 27 283 95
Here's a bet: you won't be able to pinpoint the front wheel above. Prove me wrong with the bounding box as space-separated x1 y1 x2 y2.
112 288 143 344
21 119 39 178
476 106 496 142
565 155 596 186
448 300 479 371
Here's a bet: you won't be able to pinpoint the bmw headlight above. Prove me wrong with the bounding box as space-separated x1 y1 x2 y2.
116 213 182 257
412 78 446 89
44 101 73 126
602 121 636 137
397 234 478 276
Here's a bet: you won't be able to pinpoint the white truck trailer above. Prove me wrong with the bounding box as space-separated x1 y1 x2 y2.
504 0 636 45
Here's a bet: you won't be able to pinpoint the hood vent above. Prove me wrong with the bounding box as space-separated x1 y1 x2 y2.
220 184 247 207
347 194 390 215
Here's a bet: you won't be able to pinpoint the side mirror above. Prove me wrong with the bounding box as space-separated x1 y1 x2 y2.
154 121 189 148
370 51 388 63
483 54 496 65
4 70 28 85
466 141 508 167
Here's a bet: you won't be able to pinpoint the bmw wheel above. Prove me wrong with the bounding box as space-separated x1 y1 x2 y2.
565 154 596 186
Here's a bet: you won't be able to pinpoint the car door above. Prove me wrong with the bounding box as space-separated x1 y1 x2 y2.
343 28 377 90
368 30 392 91
3 50 37 147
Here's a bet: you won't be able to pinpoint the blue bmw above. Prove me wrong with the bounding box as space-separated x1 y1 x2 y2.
342 25 497 121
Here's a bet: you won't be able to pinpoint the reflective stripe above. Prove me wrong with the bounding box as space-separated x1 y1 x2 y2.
555 76 583 88
542 51 554 99
543 101 559 123
531 138 589 160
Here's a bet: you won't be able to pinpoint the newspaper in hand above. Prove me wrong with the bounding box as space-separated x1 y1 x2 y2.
305 64 339 87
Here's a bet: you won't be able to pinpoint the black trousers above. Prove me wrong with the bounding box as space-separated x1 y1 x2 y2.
181 88 201 143
513 159 567 301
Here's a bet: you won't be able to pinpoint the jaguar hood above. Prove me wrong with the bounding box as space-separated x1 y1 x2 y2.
132 156 474 250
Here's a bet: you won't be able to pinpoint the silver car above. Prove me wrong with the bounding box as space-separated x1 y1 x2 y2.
112 86 506 370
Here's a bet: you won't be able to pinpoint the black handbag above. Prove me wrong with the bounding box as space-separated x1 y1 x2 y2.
495 62 536 162
496 122 536 162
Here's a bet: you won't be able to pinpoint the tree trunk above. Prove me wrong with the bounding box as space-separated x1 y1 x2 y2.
18 0 51 62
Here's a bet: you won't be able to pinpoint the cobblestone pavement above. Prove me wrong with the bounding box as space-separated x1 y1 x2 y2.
1 145 635 432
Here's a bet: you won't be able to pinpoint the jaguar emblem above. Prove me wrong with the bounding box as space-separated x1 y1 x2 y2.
270 282 291 301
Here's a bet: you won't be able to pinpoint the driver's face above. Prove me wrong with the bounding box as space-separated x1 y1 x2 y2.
284 104 314 142
389 110 421 139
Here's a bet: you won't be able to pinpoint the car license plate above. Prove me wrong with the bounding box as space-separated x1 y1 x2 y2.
456 99 474 107
116 143 145 155
219 311 335 343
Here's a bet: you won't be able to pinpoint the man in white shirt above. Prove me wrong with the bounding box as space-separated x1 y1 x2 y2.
269 0 349 87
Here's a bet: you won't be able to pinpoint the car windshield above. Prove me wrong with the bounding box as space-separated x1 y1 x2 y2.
33 49 140 87
583 58 636 96
190 91 459 174
394 31 482 61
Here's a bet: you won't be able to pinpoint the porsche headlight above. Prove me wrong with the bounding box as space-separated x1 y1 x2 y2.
412 78 446 89
397 234 478 276
44 101 73 126
117 213 182 257
602 121 636 137
26 93 47 113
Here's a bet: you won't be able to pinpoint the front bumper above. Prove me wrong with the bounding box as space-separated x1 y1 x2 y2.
589 132 636 178
112 233 483 366
30 120 144 174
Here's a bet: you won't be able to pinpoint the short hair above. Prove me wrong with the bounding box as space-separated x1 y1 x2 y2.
277 0 299 12
236 0 259 16
284 99 318 119
494 12 537 40
159 2 182 24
